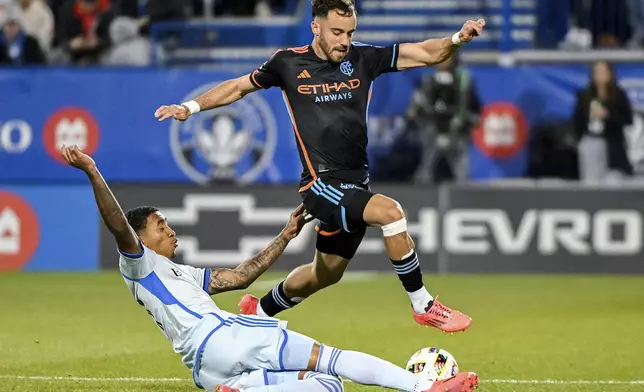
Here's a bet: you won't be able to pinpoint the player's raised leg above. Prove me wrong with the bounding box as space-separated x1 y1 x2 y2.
241 222 365 318
241 250 349 317
363 194 472 332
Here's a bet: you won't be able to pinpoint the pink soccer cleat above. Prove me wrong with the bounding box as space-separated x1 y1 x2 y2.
214 385 240 392
413 296 472 333
239 294 259 315
426 372 479 392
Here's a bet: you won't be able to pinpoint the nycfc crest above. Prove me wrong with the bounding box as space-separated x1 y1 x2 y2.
340 61 353 77
170 83 277 184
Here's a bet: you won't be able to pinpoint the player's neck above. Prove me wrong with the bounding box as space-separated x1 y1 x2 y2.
311 39 329 61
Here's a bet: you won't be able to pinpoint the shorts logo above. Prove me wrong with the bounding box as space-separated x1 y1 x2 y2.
340 61 353 77
0 191 40 271
43 107 100 163
170 83 278 184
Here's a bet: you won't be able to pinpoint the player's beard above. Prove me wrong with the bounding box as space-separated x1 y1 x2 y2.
320 38 348 63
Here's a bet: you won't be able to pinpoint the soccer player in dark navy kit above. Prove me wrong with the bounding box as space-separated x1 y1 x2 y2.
156 0 485 333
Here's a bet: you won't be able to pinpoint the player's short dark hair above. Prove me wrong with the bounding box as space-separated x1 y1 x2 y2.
311 0 355 18
125 206 159 234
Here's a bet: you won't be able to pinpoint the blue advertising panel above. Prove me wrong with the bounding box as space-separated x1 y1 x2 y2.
2 64 644 183
0 185 99 271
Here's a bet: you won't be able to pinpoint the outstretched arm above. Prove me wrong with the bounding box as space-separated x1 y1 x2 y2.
207 205 312 295
154 74 259 122
60 145 141 255
397 19 485 70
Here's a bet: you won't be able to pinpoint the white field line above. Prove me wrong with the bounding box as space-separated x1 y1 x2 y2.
1 375 643 385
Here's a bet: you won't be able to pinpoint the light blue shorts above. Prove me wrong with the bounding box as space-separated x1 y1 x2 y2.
193 314 316 391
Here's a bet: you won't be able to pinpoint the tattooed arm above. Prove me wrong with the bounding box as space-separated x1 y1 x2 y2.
208 233 289 294
208 205 311 295
61 145 141 255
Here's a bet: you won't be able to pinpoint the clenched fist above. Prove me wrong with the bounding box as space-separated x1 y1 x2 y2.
458 19 486 43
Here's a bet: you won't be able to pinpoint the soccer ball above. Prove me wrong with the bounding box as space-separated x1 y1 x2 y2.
406 347 459 382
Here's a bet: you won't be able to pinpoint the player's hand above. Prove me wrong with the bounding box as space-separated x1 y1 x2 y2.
458 19 485 43
282 204 314 240
60 144 96 174
155 104 190 122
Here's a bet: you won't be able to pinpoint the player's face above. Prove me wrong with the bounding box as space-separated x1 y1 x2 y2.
139 212 178 259
314 10 356 63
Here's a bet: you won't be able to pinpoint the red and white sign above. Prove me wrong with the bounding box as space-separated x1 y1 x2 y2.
43 107 100 162
473 102 528 159
0 191 39 270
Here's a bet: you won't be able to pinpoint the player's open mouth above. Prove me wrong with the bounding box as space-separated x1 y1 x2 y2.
174 240 178 248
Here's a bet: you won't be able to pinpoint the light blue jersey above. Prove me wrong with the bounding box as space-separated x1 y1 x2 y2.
118 244 320 391
119 244 233 368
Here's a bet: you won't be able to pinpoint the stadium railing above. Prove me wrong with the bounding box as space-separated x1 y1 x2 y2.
148 0 643 70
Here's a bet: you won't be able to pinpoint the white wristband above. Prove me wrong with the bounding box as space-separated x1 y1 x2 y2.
182 100 201 114
452 32 463 46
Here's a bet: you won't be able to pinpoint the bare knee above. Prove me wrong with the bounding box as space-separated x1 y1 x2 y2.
365 195 406 226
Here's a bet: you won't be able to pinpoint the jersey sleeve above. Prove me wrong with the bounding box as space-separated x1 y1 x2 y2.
249 50 285 89
355 42 400 79
180 264 211 294
118 242 155 280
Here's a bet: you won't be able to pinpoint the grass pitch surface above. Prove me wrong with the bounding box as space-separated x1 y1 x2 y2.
0 272 642 391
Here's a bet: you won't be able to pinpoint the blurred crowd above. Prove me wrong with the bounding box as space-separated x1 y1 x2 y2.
2 0 644 67
538 0 644 49
377 56 637 186
0 0 293 66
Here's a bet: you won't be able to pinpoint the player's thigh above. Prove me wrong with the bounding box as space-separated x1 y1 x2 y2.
233 327 317 374
302 177 374 233
197 322 283 387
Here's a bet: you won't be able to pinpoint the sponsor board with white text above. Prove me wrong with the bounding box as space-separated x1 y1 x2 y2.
99 184 644 274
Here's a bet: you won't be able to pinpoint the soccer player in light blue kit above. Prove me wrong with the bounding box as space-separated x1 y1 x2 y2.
61 144 478 392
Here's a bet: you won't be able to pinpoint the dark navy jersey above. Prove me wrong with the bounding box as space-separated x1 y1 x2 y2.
249 42 400 186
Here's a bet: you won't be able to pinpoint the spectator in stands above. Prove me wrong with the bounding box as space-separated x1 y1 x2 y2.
146 0 186 22
0 5 46 65
102 15 148 66
627 0 644 47
0 0 9 23
573 61 634 184
111 0 138 18
405 53 481 184
57 0 114 64
17 0 54 52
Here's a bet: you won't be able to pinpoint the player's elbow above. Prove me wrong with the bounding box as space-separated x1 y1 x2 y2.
235 75 257 99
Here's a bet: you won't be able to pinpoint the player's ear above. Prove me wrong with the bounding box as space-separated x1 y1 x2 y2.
311 20 320 37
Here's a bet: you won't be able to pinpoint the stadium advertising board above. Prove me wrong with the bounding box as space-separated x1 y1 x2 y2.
0 185 99 271
4 64 644 184
99 184 644 274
